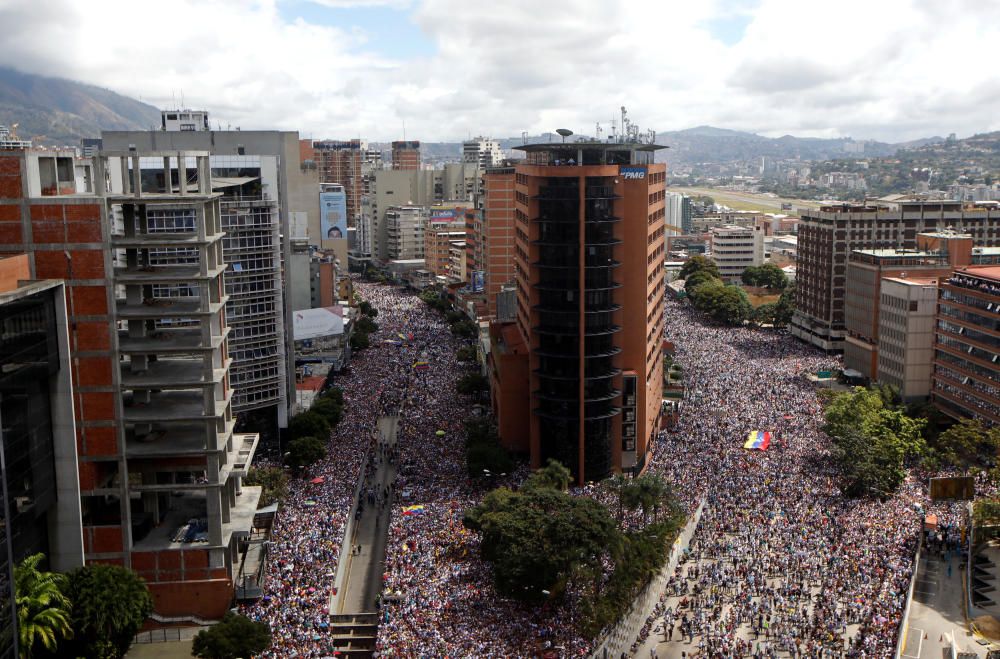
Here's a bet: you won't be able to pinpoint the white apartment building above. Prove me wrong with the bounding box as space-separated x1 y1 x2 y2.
160 109 211 131
710 224 764 281
462 138 503 168
385 206 427 261
877 277 939 401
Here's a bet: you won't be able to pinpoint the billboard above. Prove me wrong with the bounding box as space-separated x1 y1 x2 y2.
292 306 345 341
471 270 485 292
429 206 464 222
320 189 348 240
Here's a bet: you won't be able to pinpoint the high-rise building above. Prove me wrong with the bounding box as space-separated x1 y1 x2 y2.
462 138 503 169
932 267 1000 424
843 231 981 379
709 224 764 281
482 166 516 318
384 206 427 261
491 139 667 484
0 146 261 619
876 276 939 402
666 192 692 235
424 208 467 279
364 164 481 261
391 140 420 171
313 139 365 223
792 200 1000 351
0 259 87 659
102 123 316 433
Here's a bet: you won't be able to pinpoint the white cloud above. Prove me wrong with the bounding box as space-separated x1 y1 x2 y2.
0 0 998 142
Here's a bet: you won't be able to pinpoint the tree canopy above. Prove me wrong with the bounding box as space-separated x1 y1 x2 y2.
286 436 328 469
61 564 153 659
463 476 621 601
456 373 489 395
823 387 926 497
244 466 289 507
192 612 272 659
741 263 788 289
689 281 752 326
287 411 330 442
678 255 720 281
933 418 1000 472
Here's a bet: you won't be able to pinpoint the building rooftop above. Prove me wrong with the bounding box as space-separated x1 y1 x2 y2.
516 141 667 153
957 266 1000 282
882 276 940 286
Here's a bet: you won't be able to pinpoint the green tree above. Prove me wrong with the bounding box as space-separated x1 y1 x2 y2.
191 612 272 659
683 270 720 297
355 316 379 334
463 485 621 601
823 387 926 497
456 345 477 362
288 411 330 441
61 564 153 659
14 553 72 659
358 300 378 318
286 436 327 469
741 263 788 289
678 255 720 281
456 373 489 395
243 466 289 507
753 302 778 326
773 283 796 327
309 396 343 428
451 319 478 338
691 282 752 325
935 418 1000 472
350 330 371 350
527 459 573 492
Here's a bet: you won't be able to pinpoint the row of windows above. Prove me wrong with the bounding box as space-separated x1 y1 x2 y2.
648 207 665 226
648 190 666 205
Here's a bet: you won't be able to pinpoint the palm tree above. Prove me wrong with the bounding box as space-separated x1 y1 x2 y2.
14 553 73 659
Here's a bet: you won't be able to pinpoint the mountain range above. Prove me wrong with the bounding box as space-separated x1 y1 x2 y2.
0 67 955 167
0 67 161 146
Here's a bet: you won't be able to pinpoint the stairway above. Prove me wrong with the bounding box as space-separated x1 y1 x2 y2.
327 613 379 658
973 552 996 609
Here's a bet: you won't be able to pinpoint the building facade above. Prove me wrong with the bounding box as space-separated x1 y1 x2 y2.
877 277 939 401
493 140 666 484
384 206 427 261
390 140 420 171
462 138 503 169
709 224 764 281
312 139 365 222
793 201 1000 351
481 166 516 318
932 267 1000 424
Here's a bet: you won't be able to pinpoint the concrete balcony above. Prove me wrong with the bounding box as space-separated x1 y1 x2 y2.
131 485 262 553
115 296 229 321
113 263 227 284
120 358 231 390
117 328 229 355
125 419 237 459
111 231 223 248
122 389 232 423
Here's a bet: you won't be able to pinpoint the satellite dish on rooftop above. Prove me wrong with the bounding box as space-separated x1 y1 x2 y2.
556 128 573 143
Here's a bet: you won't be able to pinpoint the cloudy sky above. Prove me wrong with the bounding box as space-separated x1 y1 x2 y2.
2 0 999 142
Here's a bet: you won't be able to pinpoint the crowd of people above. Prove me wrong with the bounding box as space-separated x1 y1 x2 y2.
240 279 966 658
632 299 950 658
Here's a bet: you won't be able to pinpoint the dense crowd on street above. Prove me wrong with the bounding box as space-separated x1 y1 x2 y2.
636 299 950 658
241 281 966 658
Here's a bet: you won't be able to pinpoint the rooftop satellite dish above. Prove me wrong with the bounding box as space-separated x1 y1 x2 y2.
556 128 573 143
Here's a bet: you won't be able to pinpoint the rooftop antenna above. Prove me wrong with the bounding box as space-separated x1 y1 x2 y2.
180 90 185 109
522 131 528 145
402 119 406 142
595 122 602 140
556 128 573 143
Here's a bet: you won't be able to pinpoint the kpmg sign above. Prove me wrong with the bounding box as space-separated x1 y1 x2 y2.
620 167 646 180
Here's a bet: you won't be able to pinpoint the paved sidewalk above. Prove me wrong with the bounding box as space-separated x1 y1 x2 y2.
335 415 399 614
901 549 990 659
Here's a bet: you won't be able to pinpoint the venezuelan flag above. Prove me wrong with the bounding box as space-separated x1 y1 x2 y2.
743 430 771 451
402 505 425 515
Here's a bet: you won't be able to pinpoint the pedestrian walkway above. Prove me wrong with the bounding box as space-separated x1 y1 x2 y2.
335 414 400 615
903 548 990 658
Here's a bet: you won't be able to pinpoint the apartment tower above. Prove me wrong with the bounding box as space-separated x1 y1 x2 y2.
501 139 666 484
482 166 516 318
390 140 420 171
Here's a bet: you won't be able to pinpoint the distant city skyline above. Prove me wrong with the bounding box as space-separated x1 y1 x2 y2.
2 0 998 142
